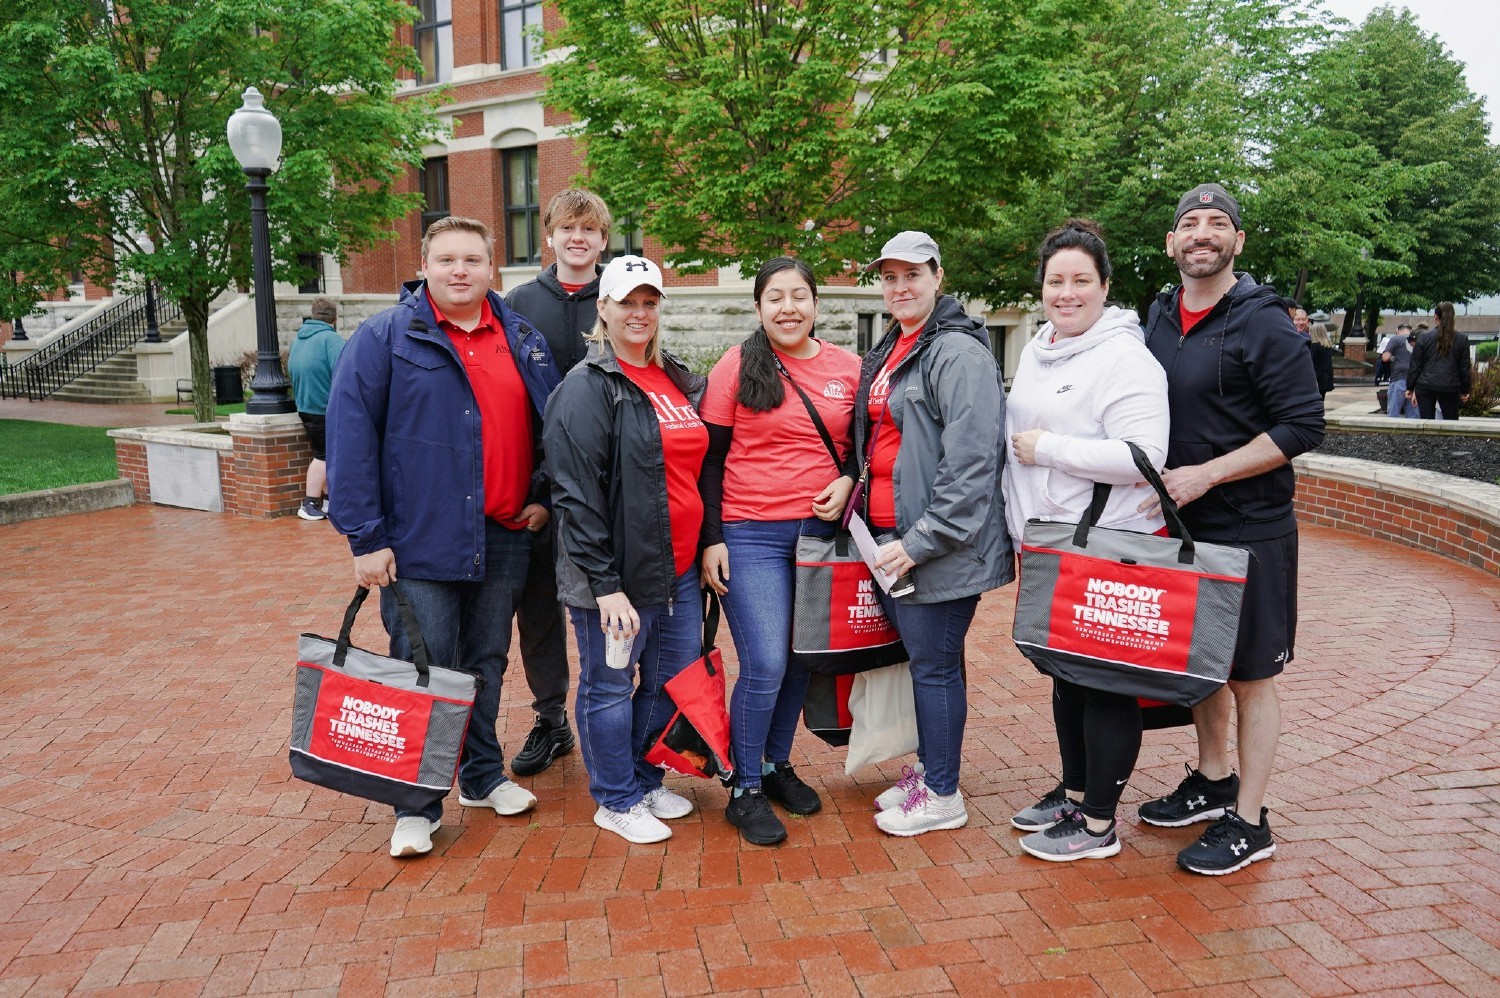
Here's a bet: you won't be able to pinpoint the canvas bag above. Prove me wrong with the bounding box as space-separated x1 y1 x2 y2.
289 585 478 812
1012 443 1249 708
643 589 735 782
776 356 907 676
844 661 918 775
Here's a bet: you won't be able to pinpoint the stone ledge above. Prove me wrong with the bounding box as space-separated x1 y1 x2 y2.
1296 453 1500 522
107 422 233 450
0 479 135 526
1325 401 1500 436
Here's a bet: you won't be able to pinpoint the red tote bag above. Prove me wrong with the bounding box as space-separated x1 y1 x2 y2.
644 590 734 782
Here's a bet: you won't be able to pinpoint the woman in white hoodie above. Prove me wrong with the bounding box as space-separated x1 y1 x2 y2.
1002 219 1169 862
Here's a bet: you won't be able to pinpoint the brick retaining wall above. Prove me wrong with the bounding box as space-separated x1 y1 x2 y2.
1293 454 1500 576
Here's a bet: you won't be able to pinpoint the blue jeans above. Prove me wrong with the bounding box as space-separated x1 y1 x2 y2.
720 517 833 789
570 569 701 811
1387 378 1418 418
875 577 979 798
383 520 531 822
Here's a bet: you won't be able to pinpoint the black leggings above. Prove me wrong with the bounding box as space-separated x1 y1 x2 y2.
1053 678 1143 822
1416 391 1460 420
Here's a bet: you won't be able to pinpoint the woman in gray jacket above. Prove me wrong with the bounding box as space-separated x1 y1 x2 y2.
852 231 1013 836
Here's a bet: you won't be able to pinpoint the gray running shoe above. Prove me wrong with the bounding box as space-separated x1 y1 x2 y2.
1019 811 1121 862
1011 783 1073 831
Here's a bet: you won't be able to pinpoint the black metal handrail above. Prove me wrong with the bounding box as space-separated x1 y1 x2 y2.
0 288 182 401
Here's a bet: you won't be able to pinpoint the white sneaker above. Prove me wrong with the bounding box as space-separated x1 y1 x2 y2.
389 816 439 857
875 763 926 811
874 786 968 837
642 785 694 820
594 801 671 844
459 779 537 815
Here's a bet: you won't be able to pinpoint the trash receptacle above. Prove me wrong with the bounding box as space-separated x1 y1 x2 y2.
212 365 244 404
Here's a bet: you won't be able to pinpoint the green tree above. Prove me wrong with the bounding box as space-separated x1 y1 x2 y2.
1306 6 1500 341
0 0 445 421
545 0 1089 282
946 0 1395 319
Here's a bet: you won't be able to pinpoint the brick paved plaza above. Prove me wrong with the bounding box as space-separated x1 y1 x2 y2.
2 506 1498 994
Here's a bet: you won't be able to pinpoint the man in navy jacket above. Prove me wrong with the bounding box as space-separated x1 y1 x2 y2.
1137 184 1325 876
326 216 561 858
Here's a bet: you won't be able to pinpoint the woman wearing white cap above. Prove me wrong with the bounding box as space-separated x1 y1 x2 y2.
543 255 711 844
852 231 1013 836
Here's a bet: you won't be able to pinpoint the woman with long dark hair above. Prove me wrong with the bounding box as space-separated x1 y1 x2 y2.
1406 302 1472 420
699 257 860 845
852 231 1012 837
1002 219 1169 861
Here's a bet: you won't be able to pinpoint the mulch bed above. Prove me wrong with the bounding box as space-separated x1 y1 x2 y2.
1317 428 1500 485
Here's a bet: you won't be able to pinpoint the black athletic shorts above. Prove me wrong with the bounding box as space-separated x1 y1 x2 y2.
299 413 327 461
1228 529 1298 682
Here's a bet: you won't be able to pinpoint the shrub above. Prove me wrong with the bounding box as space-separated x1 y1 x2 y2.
1476 340 1497 363
1461 363 1500 416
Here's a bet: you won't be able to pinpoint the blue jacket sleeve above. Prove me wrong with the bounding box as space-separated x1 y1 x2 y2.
325 318 393 556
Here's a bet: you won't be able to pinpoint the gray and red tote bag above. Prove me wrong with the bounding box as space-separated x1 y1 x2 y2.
1012 443 1248 707
792 531 907 676
290 585 477 812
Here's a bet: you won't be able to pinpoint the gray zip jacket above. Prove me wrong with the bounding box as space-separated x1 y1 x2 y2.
853 295 1015 603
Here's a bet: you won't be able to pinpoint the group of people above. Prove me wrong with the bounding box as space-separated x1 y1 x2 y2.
1380 308 1473 420
320 180 1324 878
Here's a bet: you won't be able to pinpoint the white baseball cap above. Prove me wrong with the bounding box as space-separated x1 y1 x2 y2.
865 230 942 271
598 255 668 302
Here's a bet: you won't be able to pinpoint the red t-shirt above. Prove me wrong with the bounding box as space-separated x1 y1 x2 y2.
865 331 920 528
618 360 710 576
1180 300 1214 334
700 343 860 520
433 298 533 528
558 280 588 294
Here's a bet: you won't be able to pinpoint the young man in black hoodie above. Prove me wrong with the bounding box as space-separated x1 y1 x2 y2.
503 188 612 776
1137 184 1325 875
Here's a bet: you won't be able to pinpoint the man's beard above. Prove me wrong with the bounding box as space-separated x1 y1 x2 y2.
1176 242 1235 280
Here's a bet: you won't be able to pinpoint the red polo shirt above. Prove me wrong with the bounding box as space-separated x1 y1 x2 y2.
431 297 533 528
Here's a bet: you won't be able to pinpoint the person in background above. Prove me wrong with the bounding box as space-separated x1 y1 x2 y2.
1382 323 1419 419
287 297 344 521
1406 302 1472 420
1307 322 1336 400
326 216 559 858
699 257 860 846
1004 219 1169 862
503 188 614 778
852 231 1012 837
544 254 709 845
1287 301 1309 337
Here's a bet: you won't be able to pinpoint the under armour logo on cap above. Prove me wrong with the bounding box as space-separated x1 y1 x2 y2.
599 254 668 302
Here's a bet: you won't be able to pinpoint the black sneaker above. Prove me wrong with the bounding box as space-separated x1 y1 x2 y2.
726 788 787 846
761 762 822 816
1177 807 1276 876
297 497 327 521
1138 764 1238 827
510 715 575 777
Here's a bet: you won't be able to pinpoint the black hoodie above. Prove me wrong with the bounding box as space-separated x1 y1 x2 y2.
1143 273 1325 543
504 262 603 375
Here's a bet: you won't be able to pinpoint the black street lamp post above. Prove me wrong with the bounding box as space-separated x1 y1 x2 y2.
1356 247 1372 350
9 271 28 341
143 281 161 343
227 86 294 415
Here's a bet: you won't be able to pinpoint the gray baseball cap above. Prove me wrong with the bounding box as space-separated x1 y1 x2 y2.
865 230 941 271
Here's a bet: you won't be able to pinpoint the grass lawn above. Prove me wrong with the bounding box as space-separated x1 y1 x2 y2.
163 402 246 417
0 420 119 496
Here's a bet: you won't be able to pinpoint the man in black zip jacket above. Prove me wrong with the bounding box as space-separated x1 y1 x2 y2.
1136 184 1325 875
502 188 612 776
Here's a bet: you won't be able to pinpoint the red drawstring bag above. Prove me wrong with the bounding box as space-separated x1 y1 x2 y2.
644 590 734 782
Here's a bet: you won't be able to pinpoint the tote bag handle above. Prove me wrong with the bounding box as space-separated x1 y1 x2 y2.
700 587 722 674
334 584 436 686
1073 442 1197 565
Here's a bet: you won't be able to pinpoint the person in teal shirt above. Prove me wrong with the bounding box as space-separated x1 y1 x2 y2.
287 297 345 520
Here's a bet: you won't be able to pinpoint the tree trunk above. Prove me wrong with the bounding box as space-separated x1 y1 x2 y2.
185 297 214 424
1292 268 1308 305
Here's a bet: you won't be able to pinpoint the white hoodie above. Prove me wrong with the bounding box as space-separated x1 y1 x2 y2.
1003 305 1169 547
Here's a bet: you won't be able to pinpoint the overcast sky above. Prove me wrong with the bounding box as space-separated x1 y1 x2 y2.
1317 0 1499 142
